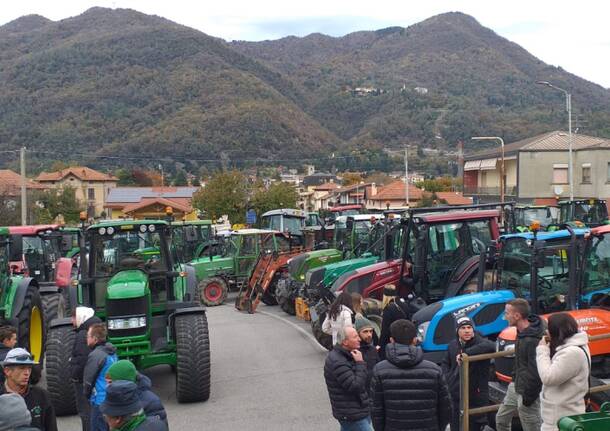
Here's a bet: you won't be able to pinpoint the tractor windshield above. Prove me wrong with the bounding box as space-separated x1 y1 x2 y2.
516 208 554 227
499 237 572 313
562 202 608 225
92 230 165 278
335 219 372 255
582 233 610 304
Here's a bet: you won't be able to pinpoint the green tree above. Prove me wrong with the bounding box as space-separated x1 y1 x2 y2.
191 176 201 187
192 170 247 223
173 169 188 186
341 172 364 186
251 181 299 216
33 186 83 224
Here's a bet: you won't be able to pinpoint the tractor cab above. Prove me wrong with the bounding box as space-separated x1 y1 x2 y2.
559 199 609 227
59 227 81 259
334 214 381 258
510 205 558 232
171 220 214 262
261 209 306 240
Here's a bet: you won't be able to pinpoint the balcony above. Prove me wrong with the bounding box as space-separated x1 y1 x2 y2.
463 186 517 196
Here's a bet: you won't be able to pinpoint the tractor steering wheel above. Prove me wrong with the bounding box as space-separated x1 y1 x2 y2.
538 276 554 290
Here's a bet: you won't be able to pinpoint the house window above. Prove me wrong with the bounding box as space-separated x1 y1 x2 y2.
552 164 568 184
607 162 610 182
582 163 591 184
88 188 95 200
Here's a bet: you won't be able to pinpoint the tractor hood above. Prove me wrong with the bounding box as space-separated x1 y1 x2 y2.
323 255 380 286
107 270 148 300
289 249 342 279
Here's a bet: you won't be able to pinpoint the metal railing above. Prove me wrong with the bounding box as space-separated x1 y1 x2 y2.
463 186 517 196
459 332 610 431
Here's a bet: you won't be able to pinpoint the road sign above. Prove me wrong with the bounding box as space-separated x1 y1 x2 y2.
246 209 257 225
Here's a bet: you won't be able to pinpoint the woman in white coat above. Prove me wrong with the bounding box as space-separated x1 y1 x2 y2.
536 312 590 431
322 291 354 345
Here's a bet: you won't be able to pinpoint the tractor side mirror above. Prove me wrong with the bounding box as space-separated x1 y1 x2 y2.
346 218 354 232
61 234 73 252
9 235 22 261
185 226 198 242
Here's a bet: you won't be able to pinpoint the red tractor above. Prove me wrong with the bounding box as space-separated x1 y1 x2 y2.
8 225 73 323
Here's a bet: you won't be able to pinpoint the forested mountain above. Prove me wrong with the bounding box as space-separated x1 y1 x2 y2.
0 8 609 171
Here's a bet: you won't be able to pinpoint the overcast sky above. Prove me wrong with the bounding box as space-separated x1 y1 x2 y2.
3 1 610 89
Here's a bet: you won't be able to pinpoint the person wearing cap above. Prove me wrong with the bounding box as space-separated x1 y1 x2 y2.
84 324 118 431
378 284 413 360
0 348 57 431
100 381 166 431
0 393 38 431
70 306 102 431
441 316 495 431
105 361 167 425
355 316 379 401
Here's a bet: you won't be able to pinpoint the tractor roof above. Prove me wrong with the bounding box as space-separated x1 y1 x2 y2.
336 214 383 222
231 228 280 235
413 209 499 223
330 204 363 212
501 228 590 241
8 224 61 235
60 226 81 232
0 227 8 236
591 225 610 235
515 205 556 209
171 220 212 226
261 208 306 218
88 219 168 230
558 199 606 205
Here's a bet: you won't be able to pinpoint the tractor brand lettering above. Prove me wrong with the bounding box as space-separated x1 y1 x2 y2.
121 225 134 230
576 317 599 325
319 256 328 262
378 268 395 277
452 303 481 318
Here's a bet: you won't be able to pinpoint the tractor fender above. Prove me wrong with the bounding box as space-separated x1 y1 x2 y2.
444 256 480 299
38 285 59 295
183 264 198 302
11 278 39 319
68 285 78 311
169 306 206 339
49 317 72 329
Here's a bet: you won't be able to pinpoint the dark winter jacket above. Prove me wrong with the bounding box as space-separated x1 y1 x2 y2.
371 343 451 431
136 373 168 424
0 385 58 431
441 332 495 405
359 340 379 398
324 346 370 422
0 345 10 385
116 412 167 431
69 316 102 382
514 315 545 406
379 299 412 360
83 342 118 405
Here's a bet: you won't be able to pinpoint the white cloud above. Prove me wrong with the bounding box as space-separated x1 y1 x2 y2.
1 0 610 87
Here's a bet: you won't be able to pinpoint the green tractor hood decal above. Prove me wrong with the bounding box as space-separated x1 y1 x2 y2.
107 270 148 300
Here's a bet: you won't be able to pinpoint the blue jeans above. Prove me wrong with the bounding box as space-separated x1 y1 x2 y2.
338 416 373 431
90 404 108 431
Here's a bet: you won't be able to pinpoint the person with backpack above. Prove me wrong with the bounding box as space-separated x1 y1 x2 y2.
536 313 590 431
322 291 355 345
378 285 412 360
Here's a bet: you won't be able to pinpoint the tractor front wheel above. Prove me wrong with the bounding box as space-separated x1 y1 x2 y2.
41 292 66 326
311 315 332 351
46 322 77 415
15 283 45 367
175 312 211 403
198 277 228 307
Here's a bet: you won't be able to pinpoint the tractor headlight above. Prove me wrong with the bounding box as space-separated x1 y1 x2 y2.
98 227 106 235
107 316 146 330
139 225 148 233
496 338 515 356
416 321 430 344
107 227 115 235
148 224 156 232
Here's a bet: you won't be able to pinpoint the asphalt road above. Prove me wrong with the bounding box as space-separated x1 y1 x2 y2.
57 298 336 431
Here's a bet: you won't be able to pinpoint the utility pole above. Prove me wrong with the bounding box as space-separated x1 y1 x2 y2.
404 146 409 207
20 147 27 225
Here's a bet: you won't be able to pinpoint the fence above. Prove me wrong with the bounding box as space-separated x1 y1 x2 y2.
459 332 610 431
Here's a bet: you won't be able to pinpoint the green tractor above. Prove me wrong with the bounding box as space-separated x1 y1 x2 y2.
45 220 211 416
559 198 610 227
274 214 387 314
180 228 290 306
171 220 216 262
59 226 82 259
509 205 559 232
0 227 46 372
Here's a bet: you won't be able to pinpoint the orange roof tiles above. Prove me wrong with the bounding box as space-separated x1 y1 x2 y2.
435 192 472 205
369 180 423 201
36 166 117 182
0 169 45 195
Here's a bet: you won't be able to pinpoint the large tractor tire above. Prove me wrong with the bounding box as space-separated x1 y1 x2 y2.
197 277 228 307
46 322 77 416
260 291 277 306
175 312 211 403
15 283 46 369
279 297 296 315
41 292 67 327
311 316 332 351
588 377 610 411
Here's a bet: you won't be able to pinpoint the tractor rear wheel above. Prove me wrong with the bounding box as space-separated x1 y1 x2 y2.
41 292 66 326
588 377 610 411
261 291 277 306
279 297 296 315
15 283 45 367
198 277 228 307
311 316 332 350
46 322 77 415
175 312 211 403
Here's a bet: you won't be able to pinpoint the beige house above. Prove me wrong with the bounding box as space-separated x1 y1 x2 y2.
36 166 117 217
463 131 610 203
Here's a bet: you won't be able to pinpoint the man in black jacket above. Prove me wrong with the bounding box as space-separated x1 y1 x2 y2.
495 299 544 431
441 316 495 431
0 348 57 431
355 316 379 400
371 319 451 431
324 326 373 431
69 306 102 431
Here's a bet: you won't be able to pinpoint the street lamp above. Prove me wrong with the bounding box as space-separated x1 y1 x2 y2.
537 81 573 200
471 136 505 203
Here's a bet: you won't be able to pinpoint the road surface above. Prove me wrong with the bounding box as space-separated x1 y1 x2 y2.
57 299 336 430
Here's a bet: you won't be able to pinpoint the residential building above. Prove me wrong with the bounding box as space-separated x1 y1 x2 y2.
299 182 339 211
0 170 45 197
334 183 377 206
463 131 610 204
365 180 423 209
105 186 199 220
435 192 473 206
302 172 338 187
36 166 117 217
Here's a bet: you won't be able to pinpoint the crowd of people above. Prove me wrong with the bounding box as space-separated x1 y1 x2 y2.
0 306 168 431
322 288 592 431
